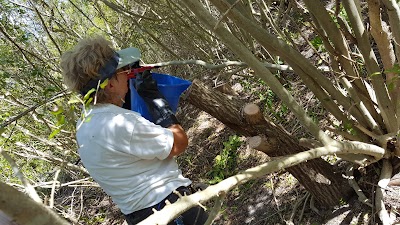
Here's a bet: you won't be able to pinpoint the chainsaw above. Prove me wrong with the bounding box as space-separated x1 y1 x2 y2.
126 66 160 79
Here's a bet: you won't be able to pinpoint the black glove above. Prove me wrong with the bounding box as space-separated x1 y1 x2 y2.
135 70 179 127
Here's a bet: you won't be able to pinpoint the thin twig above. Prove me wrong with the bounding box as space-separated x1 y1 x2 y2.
49 169 61 208
0 148 42 203
213 0 241 31
270 177 285 222
309 196 320 215
77 188 84 222
299 192 311 222
288 192 309 223
204 191 226 225
345 165 373 207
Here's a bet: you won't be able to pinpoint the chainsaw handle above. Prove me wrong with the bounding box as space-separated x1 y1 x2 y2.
126 66 156 79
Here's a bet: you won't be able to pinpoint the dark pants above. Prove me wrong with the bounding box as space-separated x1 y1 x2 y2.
124 186 208 225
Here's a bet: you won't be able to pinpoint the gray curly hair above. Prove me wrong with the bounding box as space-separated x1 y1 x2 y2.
60 36 116 102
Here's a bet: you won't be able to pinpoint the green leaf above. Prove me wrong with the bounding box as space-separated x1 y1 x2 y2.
214 155 222 163
50 106 64 115
85 97 93 108
384 64 400 74
369 72 381 77
83 89 95 101
343 122 352 131
100 79 109 89
56 115 65 126
48 128 61 139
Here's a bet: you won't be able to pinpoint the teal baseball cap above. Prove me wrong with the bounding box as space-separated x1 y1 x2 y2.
116 47 141 69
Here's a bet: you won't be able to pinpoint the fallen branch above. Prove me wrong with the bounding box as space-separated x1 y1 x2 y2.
139 138 388 224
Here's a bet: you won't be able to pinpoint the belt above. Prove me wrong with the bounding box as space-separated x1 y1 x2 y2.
124 186 192 224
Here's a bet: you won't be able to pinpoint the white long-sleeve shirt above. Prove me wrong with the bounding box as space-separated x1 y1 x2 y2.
76 104 191 214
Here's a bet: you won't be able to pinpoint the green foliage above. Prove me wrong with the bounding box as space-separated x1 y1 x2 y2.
49 78 108 139
310 36 324 51
259 88 289 122
81 210 106 224
339 198 347 206
207 135 242 184
0 156 14 180
264 180 274 190
239 76 290 123
384 64 400 91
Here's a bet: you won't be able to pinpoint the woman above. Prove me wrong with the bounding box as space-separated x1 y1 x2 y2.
60 36 207 224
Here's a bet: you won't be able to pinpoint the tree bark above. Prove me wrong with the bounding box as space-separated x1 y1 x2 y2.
183 79 354 207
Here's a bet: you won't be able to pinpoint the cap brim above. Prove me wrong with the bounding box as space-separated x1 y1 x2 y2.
116 47 141 69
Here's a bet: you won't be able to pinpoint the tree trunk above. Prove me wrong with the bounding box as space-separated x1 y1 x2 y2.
183 79 354 207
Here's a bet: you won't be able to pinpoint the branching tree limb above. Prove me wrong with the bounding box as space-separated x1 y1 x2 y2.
182 0 333 145
0 90 68 130
138 143 382 225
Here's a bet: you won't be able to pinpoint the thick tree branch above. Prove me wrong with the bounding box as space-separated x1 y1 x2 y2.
341 1 385 129
381 0 400 121
368 0 400 125
381 0 400 61
0 181 70 225
184 79 382 205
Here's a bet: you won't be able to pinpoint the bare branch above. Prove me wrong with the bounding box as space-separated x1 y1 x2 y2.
0 90 68 130
375 159 394 225
204 191 225 225
345 165 373 207
138 141 384 224
49 169 61 208
0 181 70 225
29 1 62 56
